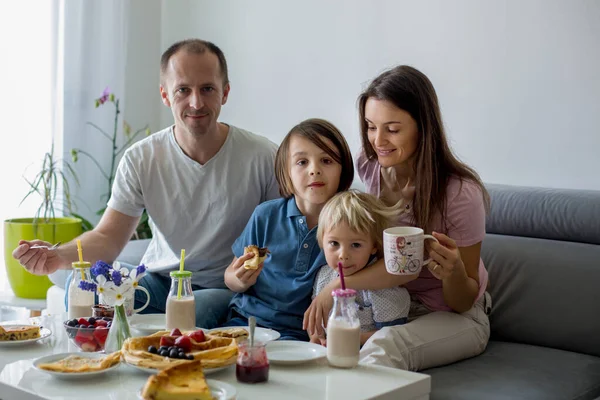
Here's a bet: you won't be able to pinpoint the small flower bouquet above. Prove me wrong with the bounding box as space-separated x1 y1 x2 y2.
79 261 148 352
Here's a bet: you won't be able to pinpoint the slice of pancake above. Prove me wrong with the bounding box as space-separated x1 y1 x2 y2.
141 360 211 400
243 245 269 270
38 351 121 373
208 327 249 340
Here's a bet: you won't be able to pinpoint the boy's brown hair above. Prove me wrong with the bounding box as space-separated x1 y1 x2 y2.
275 118 354 198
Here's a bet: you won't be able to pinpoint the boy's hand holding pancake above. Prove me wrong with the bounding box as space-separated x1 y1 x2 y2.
225 250 266 293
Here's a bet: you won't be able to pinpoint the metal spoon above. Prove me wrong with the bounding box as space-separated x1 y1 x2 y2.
249 316 256 347
30 241 61 250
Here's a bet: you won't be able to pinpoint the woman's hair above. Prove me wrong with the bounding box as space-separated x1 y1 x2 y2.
317 190 404 258
275 118 354 198
358 65 489 232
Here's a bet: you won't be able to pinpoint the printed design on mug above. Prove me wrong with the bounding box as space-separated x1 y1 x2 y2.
386 236 421 274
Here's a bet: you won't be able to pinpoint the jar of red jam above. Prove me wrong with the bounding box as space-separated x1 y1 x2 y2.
236 340 269 383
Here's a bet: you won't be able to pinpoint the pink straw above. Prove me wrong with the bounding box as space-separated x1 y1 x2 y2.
338 262 346 290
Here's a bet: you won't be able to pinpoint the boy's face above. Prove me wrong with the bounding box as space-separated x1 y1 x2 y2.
323 223 377 277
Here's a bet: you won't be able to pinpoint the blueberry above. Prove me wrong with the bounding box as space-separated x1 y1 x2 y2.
70 319 78 325
159 346 168 352
159 349 169 357
88 317 96 325
169 349 179 358
66 320 77 327
186 354 194 360
148 346 157 354
74 324 81 329
102 317 112 321
178 352 185 359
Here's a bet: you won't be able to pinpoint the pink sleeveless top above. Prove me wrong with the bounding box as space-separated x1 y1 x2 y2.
356 150 488 312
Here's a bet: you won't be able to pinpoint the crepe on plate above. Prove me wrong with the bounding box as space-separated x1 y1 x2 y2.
37 351 121 373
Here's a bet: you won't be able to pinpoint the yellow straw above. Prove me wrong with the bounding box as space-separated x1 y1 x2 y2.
177 249 185 299
76 239 85 280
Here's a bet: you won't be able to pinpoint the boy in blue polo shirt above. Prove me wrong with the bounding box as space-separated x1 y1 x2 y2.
222 118 354 341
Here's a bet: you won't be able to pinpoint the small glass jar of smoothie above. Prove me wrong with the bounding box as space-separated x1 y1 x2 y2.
165 271 196 331
326 288 360 368
68 261 95 319
236 340 269 383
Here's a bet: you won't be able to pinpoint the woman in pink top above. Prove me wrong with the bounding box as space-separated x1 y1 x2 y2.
304 65 492 371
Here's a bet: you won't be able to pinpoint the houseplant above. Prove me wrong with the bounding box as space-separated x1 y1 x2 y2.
70 87 152 239
3 146 83 299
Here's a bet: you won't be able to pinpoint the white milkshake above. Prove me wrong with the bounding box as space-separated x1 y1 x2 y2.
326 288 361 368
166 270 196 331
166 296 196 331
327 319 361 367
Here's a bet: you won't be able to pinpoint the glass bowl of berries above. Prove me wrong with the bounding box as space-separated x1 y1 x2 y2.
63 317 112 352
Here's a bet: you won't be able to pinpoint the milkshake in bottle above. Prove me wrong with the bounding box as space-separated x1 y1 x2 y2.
166 270 196 331
326 288 361 368
67 261 95 319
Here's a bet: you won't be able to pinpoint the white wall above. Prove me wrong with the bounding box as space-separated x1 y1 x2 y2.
154 0 600 191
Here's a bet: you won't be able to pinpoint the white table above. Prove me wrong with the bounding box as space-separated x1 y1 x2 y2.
0 289 46 317
0 315 431 400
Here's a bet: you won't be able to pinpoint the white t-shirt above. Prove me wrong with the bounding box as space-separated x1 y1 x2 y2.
107 124 280 288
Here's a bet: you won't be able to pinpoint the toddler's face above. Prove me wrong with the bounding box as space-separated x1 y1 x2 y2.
323 223 376 277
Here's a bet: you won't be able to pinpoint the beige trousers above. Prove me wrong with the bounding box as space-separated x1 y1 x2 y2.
359 292 492 371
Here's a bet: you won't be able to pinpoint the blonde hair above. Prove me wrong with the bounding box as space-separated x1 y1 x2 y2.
317 190 405 258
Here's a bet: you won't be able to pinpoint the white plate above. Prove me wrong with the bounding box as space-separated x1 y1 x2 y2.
129 314 166 336
266 340 327 365
125 361 233 375
0 326 52 347
208 326 280 342
33 352 120 379
137 379 237 400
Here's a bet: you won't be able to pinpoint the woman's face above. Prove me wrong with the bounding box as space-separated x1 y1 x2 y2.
365 98 419 168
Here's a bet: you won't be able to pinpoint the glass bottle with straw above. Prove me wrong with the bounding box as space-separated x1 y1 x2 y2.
166 249 196 331
326 262 361 368
67 240 95 319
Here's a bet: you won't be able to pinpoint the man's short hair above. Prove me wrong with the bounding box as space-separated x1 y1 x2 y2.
160 39 229 86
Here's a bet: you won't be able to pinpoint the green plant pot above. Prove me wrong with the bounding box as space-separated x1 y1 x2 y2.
4 217 82 299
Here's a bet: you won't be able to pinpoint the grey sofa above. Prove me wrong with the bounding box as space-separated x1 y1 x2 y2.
426 184 600 400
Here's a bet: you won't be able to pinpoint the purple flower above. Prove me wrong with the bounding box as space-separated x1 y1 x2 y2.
111 269 123 286
91 261 111 280
78 280 97 292
97 86 111 106
136 264 147 276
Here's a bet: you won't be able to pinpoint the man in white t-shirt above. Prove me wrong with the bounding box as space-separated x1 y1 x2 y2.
12 39 280 328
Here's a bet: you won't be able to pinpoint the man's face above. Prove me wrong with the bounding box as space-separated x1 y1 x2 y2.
160 50 230 138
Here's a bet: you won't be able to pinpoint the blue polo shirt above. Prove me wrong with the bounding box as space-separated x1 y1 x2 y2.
229 196 326 331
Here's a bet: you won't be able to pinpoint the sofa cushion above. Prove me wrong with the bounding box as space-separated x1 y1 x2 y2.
485 184 600 245
482 234 600 357
426 341 600 400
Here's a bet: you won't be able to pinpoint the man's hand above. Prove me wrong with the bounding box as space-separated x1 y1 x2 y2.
224 253 265 292
12 240 69 275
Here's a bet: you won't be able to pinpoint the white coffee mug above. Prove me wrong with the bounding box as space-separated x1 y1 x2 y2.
383 227 439 275
99 286 150 316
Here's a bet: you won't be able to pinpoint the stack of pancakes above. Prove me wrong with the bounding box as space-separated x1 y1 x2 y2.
122 330 239 371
